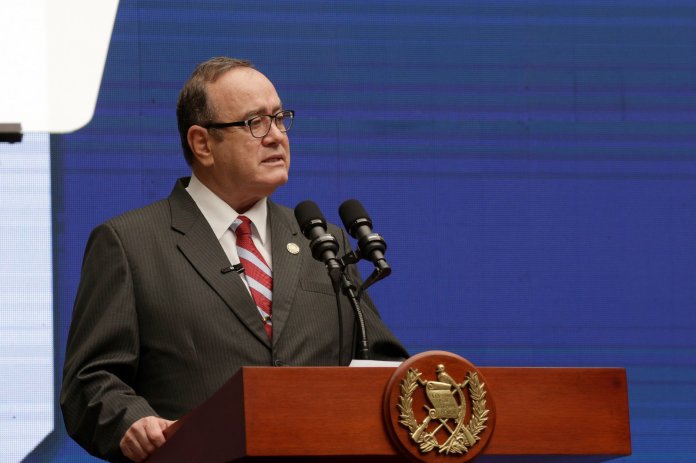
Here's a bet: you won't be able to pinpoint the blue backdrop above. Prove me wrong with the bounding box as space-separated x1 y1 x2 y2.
25 0 696 461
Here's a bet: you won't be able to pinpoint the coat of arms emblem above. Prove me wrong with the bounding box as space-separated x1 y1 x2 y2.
398 364 489 455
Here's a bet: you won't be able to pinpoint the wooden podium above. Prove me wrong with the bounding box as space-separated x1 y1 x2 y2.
148 362 630 462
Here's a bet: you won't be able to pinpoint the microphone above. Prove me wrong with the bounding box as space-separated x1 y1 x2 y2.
338 199 390 274
294 200 342 283
221 263 244 274
296 200 370 360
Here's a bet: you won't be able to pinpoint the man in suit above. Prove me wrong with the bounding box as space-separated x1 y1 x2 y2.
60 57 408 462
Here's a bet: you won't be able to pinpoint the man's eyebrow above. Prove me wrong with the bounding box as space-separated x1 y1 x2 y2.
243 103 284 119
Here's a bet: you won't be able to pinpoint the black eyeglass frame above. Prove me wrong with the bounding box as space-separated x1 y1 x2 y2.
202 110 294 138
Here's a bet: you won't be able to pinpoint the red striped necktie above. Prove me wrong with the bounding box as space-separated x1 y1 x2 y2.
232 215 273 339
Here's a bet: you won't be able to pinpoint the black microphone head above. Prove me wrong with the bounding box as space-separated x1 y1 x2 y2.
338 199 372 237
294 200 327 236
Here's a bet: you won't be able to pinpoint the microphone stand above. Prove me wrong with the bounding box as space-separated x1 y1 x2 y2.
333 251 370 360
340 278 370 360
356 261 391 300
318 250 391 361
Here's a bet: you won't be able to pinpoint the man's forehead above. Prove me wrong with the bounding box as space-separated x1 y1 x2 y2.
207 67 281 116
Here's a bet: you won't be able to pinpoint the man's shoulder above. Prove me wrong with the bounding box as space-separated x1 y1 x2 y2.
104 197 171 230
101 179 191 232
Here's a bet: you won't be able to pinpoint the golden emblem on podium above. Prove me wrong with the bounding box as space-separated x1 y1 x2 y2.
399 364 488 454
383 351 496 462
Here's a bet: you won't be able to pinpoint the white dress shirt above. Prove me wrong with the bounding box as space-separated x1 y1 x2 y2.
185 174 273 269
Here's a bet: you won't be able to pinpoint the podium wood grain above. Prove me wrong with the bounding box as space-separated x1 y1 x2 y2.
149 366 630 462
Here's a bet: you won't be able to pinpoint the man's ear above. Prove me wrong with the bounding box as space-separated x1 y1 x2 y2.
187 125 214 167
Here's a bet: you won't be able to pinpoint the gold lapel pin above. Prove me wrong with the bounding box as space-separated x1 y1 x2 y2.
286 242 300 255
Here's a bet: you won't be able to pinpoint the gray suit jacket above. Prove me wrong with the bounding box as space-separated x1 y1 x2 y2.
60 178 408 461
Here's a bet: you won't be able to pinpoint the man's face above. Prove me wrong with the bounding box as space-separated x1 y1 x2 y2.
201 67 290 210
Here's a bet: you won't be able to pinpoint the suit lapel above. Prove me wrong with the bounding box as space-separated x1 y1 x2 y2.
267 200 302 345
168 179 271 348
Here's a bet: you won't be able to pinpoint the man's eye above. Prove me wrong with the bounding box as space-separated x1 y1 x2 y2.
249 118 264 128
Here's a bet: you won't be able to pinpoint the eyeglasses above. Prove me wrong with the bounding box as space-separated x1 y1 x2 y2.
203 110 294 138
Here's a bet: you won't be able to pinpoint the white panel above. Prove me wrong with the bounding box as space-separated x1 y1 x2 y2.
0 1 48 126
0 133 54 463
0 0 120 133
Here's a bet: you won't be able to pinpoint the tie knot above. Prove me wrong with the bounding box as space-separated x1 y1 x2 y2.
233 215 253 237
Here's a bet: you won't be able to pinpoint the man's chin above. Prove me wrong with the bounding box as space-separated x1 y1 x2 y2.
260 175 289 195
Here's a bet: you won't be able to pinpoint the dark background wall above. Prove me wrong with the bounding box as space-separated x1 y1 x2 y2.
31 0 696 460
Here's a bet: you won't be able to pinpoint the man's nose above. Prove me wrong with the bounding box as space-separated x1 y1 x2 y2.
262 121 285 144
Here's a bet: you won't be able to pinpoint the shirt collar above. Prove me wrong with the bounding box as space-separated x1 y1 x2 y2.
186 174 269 244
